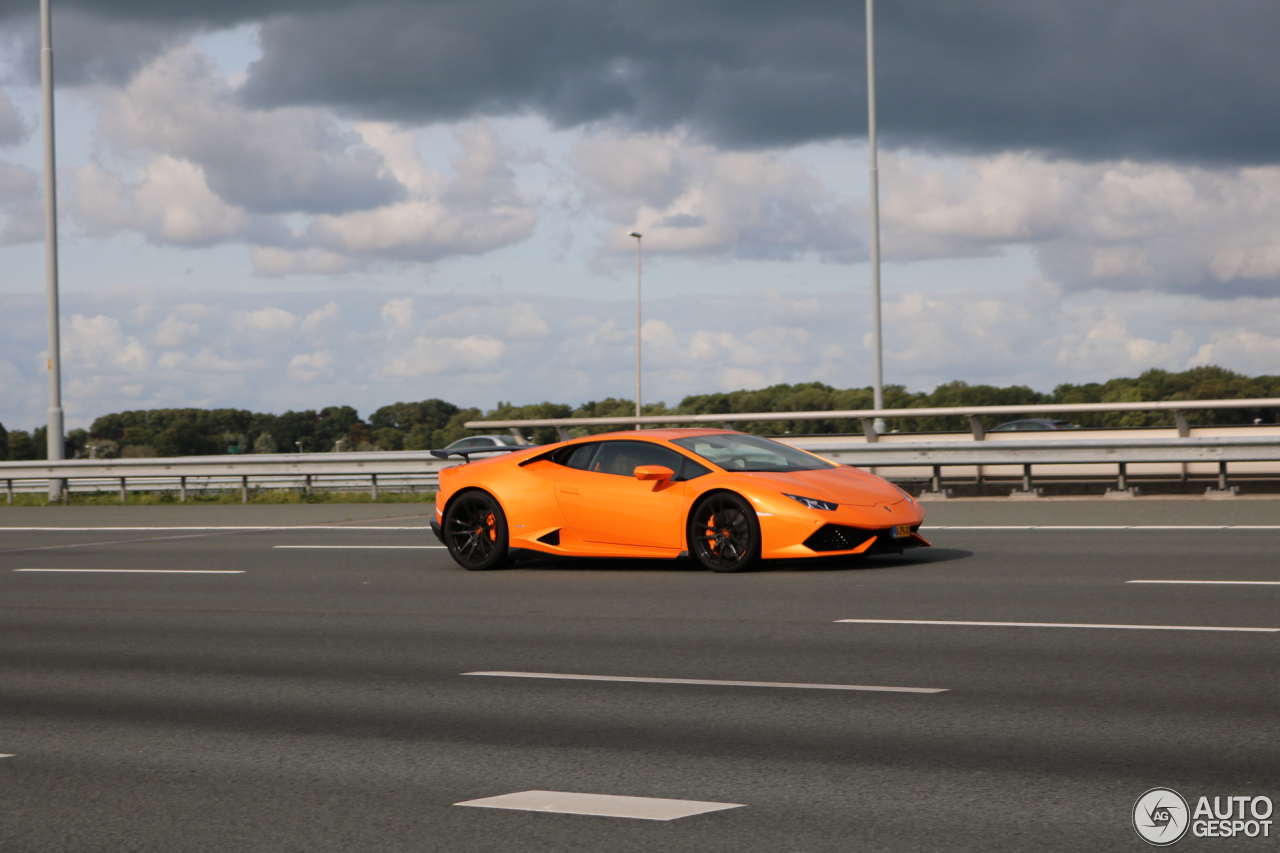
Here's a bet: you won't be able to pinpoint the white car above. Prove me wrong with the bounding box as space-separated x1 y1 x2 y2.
442 435 528 455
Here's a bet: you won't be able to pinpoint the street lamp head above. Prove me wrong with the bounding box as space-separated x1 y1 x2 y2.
629 232 642 239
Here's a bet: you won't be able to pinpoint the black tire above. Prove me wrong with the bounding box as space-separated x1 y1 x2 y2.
442 490 510 571
688 492 760 572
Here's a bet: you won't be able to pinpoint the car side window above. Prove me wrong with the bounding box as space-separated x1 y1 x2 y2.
556 442 599 470
677 457 712 481
590 441 688 477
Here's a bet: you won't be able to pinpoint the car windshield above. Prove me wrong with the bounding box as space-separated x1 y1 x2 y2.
671 434 835 472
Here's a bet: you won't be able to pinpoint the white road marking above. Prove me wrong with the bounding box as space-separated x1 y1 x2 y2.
0 526 433 531
454 790 745 821
1127 580 1280 586
0 754 13 758
272 545 445 549
926 525 1280 530
463 671 947 693
835 618 1278 632
0 525 434 555
14 569 244 574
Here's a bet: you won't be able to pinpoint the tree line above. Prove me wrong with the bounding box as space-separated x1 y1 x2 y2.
0 366 1276 460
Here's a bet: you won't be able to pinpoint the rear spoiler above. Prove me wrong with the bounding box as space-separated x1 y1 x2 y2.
429 446 530 462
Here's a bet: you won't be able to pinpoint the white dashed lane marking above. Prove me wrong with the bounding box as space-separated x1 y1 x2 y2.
836 619 1278 632
463 671 947 693
1128 580 1280 586
14 569 244 574
454 790 745 821
0 526 433 531
926 525 1280 530
273 545 445 549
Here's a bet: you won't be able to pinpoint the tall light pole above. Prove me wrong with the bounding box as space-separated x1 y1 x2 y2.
41 0 65 499
866 0 886 435
629 232 642 429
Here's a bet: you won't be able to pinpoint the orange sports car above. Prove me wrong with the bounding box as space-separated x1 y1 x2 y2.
430 428 929 572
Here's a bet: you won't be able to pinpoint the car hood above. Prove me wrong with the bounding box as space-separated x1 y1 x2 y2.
745 466 906 507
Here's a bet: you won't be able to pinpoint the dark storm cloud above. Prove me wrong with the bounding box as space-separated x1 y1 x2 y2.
4 0 1279 163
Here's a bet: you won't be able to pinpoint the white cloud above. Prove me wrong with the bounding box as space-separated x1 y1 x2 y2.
152 314 200 348
300 301 341 337
380 297 415 335
186 348 267 373
381 334 507 378
299 123 537 263
573 130 854 260
0 88 27 146
251 246 357 276
73 157 250 245
3 285 1279 433
880 151 1280 295
288 349 335 382
0 159 40 244
236 306 296 335
65 46 536 273
425 300 550 342
94 45 403 215
64 314 149 372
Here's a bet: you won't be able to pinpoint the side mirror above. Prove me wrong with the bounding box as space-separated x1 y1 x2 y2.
633 465 674 482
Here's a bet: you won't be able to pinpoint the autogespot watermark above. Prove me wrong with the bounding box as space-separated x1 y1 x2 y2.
1133 787 1274 846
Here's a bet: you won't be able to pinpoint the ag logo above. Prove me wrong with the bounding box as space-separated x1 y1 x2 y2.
1134 787 1190 846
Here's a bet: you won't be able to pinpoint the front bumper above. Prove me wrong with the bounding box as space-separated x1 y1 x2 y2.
804 523 927 553
430 519 444 544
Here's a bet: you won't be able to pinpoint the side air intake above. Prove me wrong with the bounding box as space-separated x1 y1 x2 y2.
537 529 561 546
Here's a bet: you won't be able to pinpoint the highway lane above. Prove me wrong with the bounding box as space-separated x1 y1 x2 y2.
0 501 1277 852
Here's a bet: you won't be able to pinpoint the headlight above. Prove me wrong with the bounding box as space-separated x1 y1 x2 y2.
784 493 838 511
893 485 914 503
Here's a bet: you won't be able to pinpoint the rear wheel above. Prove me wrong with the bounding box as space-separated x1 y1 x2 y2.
443 491 510 571
688 492 760 572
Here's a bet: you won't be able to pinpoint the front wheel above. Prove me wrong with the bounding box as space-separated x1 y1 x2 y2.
688 492 760 572
442 491 510 570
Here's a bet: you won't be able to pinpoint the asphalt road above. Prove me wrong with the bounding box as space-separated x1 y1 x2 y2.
1 500 1277 852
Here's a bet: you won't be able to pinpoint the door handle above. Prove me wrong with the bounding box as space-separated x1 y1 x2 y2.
559 487 581 495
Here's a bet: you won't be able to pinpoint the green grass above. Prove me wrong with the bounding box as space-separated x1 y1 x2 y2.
3 490 436 507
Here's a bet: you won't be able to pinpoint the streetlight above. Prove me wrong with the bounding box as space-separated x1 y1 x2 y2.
40 0 65 500
629 231 643 430
866 0 886 435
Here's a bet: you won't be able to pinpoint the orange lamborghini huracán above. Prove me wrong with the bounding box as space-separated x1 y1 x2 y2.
430 428 929 572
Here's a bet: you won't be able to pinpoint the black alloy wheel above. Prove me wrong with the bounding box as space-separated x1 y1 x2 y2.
688 492 760 572
443 491 510 571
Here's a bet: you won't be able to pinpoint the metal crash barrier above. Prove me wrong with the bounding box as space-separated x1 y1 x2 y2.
3 397 1279 502
0 451 454 504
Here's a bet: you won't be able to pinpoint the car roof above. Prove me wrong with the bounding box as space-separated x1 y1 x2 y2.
573 428 738 442
999 418 1066 425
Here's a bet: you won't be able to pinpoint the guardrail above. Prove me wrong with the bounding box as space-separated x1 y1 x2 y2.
3 431 1280 503
466 397 1280 441
0 451 453 504
795 435 1280 496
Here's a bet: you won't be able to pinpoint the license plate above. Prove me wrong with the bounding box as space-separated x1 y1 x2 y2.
894 524 912 538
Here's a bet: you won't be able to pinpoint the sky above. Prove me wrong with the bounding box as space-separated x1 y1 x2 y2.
1 0 1279 431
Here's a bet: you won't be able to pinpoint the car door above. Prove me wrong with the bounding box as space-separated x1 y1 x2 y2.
553 440 691 549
